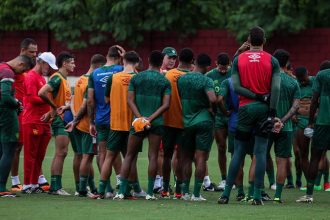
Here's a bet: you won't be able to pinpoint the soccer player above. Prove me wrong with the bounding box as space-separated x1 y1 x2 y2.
115 50 171 200
22 52 58 194
218 26 281 205
38 52 75 195
206 53 231 190
269 49 300 203
161 48 194 198
11 38 38 192
296 60 330 203
65 54 106 197
177 53 217 201
0 55 35 197
87 45 124 196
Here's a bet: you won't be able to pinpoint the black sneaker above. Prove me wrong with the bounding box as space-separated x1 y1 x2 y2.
251 199 264 205
203 183 215 191
153 187 162 194
32 187 44 194
22 187 33 194
236 193 245 201
285 183 295 189
217 196 229 204
261 192 272 201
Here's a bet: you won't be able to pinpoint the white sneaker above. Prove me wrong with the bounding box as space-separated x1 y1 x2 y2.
55 189 71 196
132 190 147 198
105 192 114 199
296 195 313 203
87 191 96 198
113 193 124 200
232 184 236 190
270 183 277 190
191 194 206 201
74 191 79 196
181 193 191 201
218 180 226 190
145 194 157 200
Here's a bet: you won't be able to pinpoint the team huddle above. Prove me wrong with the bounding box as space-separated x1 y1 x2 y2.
0 26 329 205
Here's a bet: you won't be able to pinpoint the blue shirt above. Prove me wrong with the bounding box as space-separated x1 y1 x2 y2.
227 78 239 133
88 65 123 125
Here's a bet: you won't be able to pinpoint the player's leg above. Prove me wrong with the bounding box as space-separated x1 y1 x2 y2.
69 129 82 194
154 145 163 193
266 142 276 190
214 126 228 189
11 114 23 192
292 131 302 188
22 124 35 193
296 129 310 185
113 154 122 189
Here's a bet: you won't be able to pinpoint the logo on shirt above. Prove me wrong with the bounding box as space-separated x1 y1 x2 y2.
121 76 131 86
100 76 109 87
33 129 39 135
248 53 261 62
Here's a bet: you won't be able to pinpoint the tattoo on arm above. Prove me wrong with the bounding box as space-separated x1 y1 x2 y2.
73 100 87 124
281 99 299 123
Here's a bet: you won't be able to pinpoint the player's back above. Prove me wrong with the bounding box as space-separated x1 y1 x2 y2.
314 69 330 125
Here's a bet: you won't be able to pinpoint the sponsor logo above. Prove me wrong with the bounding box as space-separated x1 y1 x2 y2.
248 53 261 62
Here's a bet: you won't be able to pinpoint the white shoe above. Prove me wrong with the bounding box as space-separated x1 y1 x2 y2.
191 194 206 201
132 190 147 198
296 195 313 203
232 184 236 190
113 193 124 200
87 191 96 198
146 194 157 200
105 192 114 199
181 193 191 201
218 180 226 190
55 189 71 196
74 191 79 196
270 183 277 190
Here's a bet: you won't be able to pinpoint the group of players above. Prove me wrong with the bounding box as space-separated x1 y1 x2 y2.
0 26 329 205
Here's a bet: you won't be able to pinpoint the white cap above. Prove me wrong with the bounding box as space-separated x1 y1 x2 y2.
38 52 58 70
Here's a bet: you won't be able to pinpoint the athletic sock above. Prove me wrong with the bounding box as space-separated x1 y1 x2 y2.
253 136 268 200
222 184 233 198
266 169 275 186
105 178 113 193
75 181 80 192
203 176 211 187
58 175 62 189
315 171 322 186
154 175 161 188
175 180 182 194
274 183 284 199
50 175 59 191
147 177 156 195
0 182 6 192
237 184 244 195
116 175 121 186
163 179 170 192
323 170 329 183
306 180 315 195
119 178 128 195
287 174 294 185
130 181 142 193
11 176 20 186
88 176 97 192
125 183 132 196
296 172 302 184
221 175 227 181
79 176 88 192
253 186 262 200
98 180 108 194
248 181 254 198
193 178 203 197
38 175 47 184
182 179 190 194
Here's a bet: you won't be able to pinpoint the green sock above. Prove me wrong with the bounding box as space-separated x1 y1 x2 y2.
106 178 113 193
58 175 62 189
306 180 315 195
125 183 132 196
130 181 142 193
119 178 128 195
296 172 302 183
287 174 293 185
193 178 203 197
221 175 227 181
163 180 170 192
323 170 329 183
75 181 80 192
253 186 261 200
274 183 284 199
79 176 88 192
222 184 233 198
315 171 322 186
237 184 244 196
175 180 182 194
88 176 97 192
248 181 254 198
147 177 155 195
50 175 57 191
0 182 6 191
182 179 190 194
266 169 275 185
98 180 108 194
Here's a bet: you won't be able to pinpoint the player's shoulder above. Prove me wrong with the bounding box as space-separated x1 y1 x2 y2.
206 68 217 77
0 64 15 80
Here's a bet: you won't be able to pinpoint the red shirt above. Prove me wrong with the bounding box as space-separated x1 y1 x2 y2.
22 70 50 124
14 73 26 101
237 51 272 106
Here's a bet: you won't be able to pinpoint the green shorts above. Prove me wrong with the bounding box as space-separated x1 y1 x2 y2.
182 121 214 152
129 125 164 137
51 115 68 136
215 114 229 129
0 108 19 142
96 124 110 142
312 125 330 151
228 131 254 155
106 130 129 153
297 115 309 130
268 131 293 158
69 128 80 153
236 102 269 139
71 128 95 155
162 126 183 151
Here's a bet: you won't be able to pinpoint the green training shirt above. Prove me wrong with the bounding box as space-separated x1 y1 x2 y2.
313 69 330 125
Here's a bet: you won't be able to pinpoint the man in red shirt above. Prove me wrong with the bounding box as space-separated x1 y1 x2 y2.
21 52 58 193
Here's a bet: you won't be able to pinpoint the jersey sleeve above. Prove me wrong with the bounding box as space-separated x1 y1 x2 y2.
128 75 136 92
204 77 215 92
163 78 171 95
219 79 229 97
293 81 301 99
0 78 18 108
47 75 61 92
104 74 113 97
88 72 95 89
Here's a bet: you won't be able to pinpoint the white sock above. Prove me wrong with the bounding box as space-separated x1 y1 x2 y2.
38 175 47 184
154 175 161 188
160 176 163 187
203 176 211 187
116 175 121 185
11 176 20 186
23 184 32 190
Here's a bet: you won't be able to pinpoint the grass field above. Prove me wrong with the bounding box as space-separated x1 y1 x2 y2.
0 138 329 220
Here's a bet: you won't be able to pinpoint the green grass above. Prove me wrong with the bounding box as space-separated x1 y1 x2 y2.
0 138 329 220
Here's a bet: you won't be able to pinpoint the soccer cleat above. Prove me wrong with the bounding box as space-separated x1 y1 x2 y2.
181 193 191 201
191 194 206 201
21 187 33 194
251 199 264 205
145 194 157 200
113 193 124 200
173 193 182 200
217 196 229 204
132 190 147 198
217 180 226 191
261 192 272 201
153 186 163 194
270 183 276 190
273 197 283 204
32 187 44 194
314 185 322 191
236 193 245 201
39 182 50 191
105 192 114 199
296 195 313 203
0 191 17 198
285 183 295 189
160 191 171 199
11 184 23 192
324 182 330 191
203 182 221 192
240 196 253 203
300 186 307 191
50 189 71 196
74 191 79 196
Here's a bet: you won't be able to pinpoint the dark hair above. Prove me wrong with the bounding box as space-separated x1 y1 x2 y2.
107 46 121 58
149 50 164 67
20 38 37 49
295 66 308 78
319 60 330 71
217 53 229 65
196 53 211 68
90 54 106 67
18 55 35 69
249 26 265 46
273 49 290 68
124 51 140 64
179 48 194 64
57 51 75 68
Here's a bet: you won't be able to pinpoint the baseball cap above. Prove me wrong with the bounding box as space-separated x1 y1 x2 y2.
38 52 58 70
162 47 177 57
